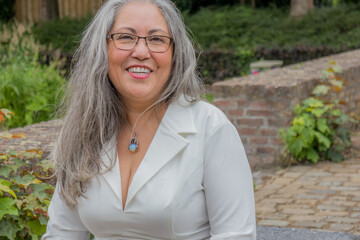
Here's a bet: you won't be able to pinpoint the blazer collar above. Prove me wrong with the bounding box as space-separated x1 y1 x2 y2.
161 95 197 135
101 96 197 211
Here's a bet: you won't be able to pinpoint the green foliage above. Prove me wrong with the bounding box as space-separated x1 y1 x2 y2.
0 0 15 22
0 149 54 239
32 17 91 54
280 62 357 164
183 3 360 50
198 46 255 83
0 22 66 129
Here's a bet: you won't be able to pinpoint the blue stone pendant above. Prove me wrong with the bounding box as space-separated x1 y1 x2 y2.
129 133 139 153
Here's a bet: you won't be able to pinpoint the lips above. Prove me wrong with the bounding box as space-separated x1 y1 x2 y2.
126 66 152 79
127 66 152 75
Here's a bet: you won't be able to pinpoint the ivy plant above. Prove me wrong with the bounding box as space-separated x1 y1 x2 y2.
0 109 55 239
280 61 357 163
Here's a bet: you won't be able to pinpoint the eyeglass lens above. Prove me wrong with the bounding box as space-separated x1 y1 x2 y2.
112 33 172 53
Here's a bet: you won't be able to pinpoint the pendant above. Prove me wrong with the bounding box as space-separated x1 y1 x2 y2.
128 133 139 153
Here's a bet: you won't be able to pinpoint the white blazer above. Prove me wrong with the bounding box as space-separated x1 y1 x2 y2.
43 97 256 240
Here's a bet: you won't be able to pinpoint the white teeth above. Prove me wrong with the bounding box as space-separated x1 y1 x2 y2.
127 67 151 74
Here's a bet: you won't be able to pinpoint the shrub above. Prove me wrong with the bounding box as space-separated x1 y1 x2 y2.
0 150 54 239
280 61 358 164
0 109 55 239
183 3 360 51
198 46 255 83
32 17 91 54
0 22 66 129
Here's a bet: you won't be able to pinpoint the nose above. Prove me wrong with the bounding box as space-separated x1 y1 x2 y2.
131 38 151 60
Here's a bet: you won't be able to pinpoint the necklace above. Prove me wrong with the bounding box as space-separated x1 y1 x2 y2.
126 104 157 153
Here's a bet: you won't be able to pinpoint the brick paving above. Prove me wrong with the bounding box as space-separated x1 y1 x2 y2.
1 120 360 235
254 130 360 235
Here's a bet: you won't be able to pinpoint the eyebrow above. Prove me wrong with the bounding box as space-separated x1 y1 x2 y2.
114 27 168 35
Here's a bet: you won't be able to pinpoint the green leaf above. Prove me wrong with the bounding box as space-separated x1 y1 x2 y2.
0 197 18 218
303 114 316 128
26 219 47 236
327 148 343 162
289 137 306 157
293 117 305 126
303 97 324 108
6 157 26 173
310 108 326 118
321 69 334 79
13 174 36 188
38 214 49 225
0 166 12 178
0 179 17 198
337 127 351 147
13 157 28 168
300 128 315 144
31 183 54 203
314 131 331 149
329 79 343 88
306 149 319 163
36 159 54 171
316 118 330 134
312 85 330 96
330 109 341 116
23 194 43 212
332 65 342 73
0 218 21 239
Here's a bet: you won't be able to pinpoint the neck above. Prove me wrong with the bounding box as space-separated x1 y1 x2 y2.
125 101 157 125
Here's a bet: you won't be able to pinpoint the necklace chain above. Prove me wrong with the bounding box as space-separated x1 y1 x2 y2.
126 103 159 153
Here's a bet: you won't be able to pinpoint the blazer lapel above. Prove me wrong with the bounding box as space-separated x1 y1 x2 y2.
125 97 197 208
100 143 123 204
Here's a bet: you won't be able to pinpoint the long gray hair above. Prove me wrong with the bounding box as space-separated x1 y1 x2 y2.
53 0 203 208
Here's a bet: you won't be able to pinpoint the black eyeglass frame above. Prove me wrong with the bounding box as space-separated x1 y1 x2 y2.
108 33 174 53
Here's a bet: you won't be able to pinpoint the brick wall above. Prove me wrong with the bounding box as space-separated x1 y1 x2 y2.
212 49 360 169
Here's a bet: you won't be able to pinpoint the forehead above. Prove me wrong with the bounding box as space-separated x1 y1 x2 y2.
111 1 170 34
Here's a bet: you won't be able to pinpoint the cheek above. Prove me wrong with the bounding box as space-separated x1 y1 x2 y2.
159 53 173 75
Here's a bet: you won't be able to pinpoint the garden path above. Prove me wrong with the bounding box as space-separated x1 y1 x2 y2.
254 130 360 235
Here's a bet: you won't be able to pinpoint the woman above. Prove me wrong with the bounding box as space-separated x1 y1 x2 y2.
43 0 256 239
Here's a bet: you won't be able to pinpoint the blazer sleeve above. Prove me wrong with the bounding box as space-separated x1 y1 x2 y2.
203 119 256 240
42 184 90 240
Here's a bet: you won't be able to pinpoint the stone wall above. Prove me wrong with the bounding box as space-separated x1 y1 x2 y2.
212 49 360 169
0 120 62 158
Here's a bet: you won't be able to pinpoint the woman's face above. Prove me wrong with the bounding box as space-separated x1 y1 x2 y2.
107 1 173 106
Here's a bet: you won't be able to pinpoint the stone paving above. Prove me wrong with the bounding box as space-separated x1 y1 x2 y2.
254 130 360 235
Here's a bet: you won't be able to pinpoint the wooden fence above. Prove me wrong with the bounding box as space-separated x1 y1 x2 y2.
15 0 104 22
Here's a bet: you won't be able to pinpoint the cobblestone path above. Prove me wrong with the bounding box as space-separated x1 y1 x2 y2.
254 131 360 235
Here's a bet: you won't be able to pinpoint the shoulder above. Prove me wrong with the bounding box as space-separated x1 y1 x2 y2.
183 99 234 136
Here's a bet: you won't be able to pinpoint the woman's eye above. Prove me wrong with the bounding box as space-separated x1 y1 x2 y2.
116 34 135 41
148 36 165 43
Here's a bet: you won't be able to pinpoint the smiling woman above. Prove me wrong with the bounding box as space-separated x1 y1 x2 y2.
107 1 173 105
42 0 256 239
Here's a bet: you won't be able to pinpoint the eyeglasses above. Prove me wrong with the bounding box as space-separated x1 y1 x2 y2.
108 33 173 53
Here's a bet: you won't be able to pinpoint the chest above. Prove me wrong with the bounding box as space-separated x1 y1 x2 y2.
76 134 210 239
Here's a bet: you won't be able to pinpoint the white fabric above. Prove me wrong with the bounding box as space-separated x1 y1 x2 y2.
42 98 256 240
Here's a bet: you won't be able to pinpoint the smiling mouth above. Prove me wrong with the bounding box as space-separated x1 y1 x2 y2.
127 67 151 75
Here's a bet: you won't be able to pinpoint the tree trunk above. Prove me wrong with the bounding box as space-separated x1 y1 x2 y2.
40 0 59 22
290 0 314 17
251 0 255 8
240 0 246 5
